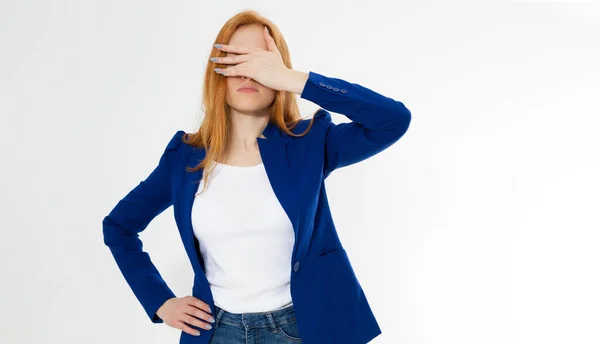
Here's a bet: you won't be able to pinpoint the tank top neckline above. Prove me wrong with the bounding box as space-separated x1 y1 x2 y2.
215 161 264 169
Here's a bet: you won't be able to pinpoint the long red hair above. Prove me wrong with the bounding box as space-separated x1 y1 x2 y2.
183 10 317 194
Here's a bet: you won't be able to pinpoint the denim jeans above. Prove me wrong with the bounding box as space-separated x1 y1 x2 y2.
208 303 302 343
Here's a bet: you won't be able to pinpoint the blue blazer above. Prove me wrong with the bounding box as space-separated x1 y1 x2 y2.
103 71 411 344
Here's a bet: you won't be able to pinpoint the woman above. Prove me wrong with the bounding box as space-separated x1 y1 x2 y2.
102 10 411 344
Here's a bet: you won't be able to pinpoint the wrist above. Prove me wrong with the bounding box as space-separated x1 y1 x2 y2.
283 69 309 95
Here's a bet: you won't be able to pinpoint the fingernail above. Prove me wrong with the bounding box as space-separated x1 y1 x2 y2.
194 331 200 336
214 68 222 73
214 44 222 49
205 324 212 330
208 317 215 323
209 57 218 62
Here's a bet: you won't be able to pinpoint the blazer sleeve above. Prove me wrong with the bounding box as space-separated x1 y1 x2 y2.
102 130 184 323
300 71 411 178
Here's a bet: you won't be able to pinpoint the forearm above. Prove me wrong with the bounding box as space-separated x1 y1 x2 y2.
293 70 412 177
298 70 411 132
283 69 309 95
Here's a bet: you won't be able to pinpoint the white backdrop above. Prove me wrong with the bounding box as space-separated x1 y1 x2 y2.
1 1 599 343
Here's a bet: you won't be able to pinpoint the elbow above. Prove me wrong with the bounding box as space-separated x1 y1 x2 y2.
365 103 411 146
388 102 411 141
102 215 128 247
102 214 144 250
102 215 115 247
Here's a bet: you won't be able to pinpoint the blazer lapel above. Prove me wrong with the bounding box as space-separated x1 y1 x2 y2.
178 121 301 273
178 146 206 272
258 135 301 257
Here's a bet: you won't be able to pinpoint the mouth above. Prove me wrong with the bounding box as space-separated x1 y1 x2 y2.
237 86 258 92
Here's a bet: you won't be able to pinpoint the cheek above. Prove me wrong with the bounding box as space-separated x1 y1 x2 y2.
261 87 275 98
225 78 238 91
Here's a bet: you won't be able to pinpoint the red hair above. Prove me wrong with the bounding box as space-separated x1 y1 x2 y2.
183 10 317 194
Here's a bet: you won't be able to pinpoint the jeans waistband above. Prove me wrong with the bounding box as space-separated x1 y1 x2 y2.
213 304 296 330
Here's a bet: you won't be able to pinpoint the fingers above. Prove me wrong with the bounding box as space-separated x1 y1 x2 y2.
181 312 213 332
263 26 278 53
210 54 250 65
214 67 233 76
214 43 254 55
185 304 214 323
176 319 203 337
215 64 247 77
187 295 212 314
174 296 215 337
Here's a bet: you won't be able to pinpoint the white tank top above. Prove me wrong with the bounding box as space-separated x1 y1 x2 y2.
191 160 294 313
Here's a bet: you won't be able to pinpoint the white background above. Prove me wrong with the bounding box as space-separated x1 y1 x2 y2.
1 1 599 343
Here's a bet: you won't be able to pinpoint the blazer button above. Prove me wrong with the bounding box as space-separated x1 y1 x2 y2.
332 87 339 91
293 261 300 272
318 82 326 87
326 85 333 89
340 89 347 93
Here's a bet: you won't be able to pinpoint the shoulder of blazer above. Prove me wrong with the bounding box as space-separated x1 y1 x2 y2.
161 130 193 169
290 109 333 138
166 130 186 151
313 108 332 127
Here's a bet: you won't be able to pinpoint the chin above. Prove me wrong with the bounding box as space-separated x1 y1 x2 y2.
229 99 272 113
230 105 267 115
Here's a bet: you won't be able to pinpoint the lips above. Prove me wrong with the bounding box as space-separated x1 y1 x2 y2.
237 85 258 92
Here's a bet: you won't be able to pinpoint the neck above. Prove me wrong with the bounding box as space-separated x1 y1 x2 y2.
226 109 270 151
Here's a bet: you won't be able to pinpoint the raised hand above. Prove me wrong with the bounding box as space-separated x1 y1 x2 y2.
210 26 292 91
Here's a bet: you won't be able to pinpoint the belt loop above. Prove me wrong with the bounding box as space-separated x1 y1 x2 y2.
265 312 278 332
214 307 225 329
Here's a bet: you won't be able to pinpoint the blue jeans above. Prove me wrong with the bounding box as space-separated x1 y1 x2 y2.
208 303 303 343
